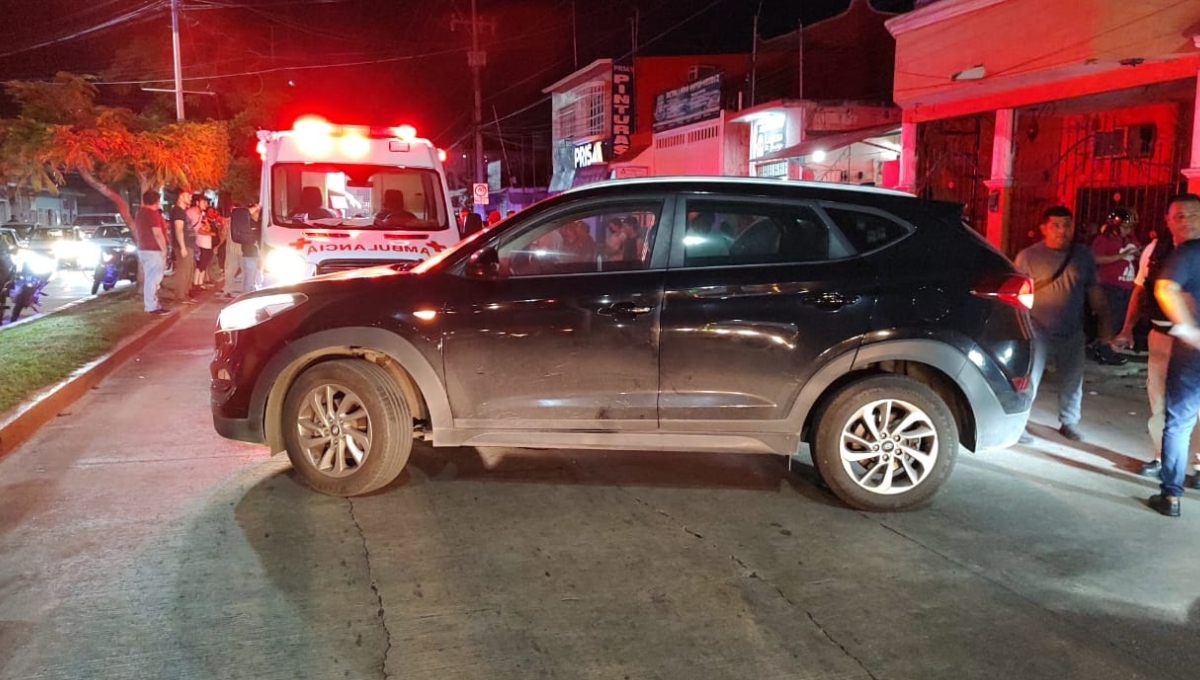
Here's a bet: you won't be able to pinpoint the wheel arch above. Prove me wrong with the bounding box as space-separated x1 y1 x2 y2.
253 327 450 454
800 339 978 451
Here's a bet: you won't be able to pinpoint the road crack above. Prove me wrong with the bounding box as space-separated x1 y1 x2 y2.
348 498 393 680
631 493 880 680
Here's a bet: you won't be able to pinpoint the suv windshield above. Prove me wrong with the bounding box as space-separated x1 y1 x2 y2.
30 228 72 243
270 163 449 232
75 214 123 227
92 226 132 240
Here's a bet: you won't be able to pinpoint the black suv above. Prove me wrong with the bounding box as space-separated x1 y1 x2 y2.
212 177 1034 511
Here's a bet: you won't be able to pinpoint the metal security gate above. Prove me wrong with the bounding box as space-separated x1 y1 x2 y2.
1009 107 1189 256
915 114 992 237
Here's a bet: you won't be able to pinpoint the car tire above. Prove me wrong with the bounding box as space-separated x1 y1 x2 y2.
282 359 412 496
813 375 958 512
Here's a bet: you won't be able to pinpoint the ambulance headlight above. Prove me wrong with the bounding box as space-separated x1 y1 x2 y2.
264 248 308 283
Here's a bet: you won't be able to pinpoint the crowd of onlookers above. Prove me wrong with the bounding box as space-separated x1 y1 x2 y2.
131 190 261 315
1015 193 1200 517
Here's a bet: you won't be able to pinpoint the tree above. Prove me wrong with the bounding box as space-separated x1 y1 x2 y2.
0 73 229 227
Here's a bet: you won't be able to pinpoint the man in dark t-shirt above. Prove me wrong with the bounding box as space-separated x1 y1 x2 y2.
1150 193 1200 516
169 191 194 303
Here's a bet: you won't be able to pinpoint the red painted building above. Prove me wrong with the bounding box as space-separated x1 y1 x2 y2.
888 0 1200 255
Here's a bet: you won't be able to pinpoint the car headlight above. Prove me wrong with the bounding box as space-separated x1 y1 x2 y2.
52 241 74 258
17 249 56 276
264 248 308 283
124 243 137 253
217 293 308 332
78 243 102 267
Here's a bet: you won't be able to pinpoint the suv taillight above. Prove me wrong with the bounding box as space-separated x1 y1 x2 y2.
971 273 1034 310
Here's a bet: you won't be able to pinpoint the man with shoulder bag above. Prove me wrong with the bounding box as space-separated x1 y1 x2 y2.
1014 206 1114 444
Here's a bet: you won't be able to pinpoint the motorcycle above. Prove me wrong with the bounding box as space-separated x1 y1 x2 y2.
3 248 55 324
90 242 139 295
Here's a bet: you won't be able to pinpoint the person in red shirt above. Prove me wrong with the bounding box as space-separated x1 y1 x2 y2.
132 190 170 314
1089 207 1140 364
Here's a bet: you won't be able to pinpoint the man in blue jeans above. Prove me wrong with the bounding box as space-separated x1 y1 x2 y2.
1151 193 1200 517
132 190 169 314
1014 206 1113 444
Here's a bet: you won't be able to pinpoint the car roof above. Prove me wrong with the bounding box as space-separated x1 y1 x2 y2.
565 175 914 199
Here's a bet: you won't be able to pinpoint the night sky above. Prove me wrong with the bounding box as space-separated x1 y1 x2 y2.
0 0 913 149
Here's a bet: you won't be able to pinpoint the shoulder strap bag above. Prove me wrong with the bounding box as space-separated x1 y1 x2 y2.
1033 246 1074 292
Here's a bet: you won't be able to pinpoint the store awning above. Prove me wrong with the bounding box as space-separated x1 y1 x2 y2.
756 124 899 163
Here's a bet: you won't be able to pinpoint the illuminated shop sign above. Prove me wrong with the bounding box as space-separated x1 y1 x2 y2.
574 140 606 168
611 63 634 158
751 114 786 159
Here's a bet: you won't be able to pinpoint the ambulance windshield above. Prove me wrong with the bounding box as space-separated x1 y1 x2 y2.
270 163 449 231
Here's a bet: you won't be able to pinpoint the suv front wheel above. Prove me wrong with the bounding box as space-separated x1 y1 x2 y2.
282 359 412 496
814 375 958 511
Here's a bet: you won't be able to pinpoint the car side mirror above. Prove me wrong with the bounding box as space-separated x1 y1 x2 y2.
465 246 501 279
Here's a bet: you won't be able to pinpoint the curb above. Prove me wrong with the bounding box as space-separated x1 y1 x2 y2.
0 297 206 459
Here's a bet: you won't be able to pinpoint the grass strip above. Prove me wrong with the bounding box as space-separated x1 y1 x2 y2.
0 289 152 415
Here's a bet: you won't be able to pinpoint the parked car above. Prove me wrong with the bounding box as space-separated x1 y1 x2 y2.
0 227 23 252
4 222 38 242
75 213 125 239
25 226 91 269
211 177 1036 512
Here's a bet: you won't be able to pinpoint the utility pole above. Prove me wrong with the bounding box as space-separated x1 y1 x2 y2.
750 0 763 107
452 1 493 186
170 0 184 120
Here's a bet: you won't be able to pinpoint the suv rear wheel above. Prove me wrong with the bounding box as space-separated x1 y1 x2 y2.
814 375 958 511
282 359 412 496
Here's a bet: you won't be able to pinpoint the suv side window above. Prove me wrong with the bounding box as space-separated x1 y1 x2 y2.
821 204 911 253
496 201 663 277
682 200 834 267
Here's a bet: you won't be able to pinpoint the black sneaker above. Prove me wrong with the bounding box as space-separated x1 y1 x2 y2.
1138 460 1162 478
1187 474 1200 491
1058 423 1084 442
1148 494 1181 517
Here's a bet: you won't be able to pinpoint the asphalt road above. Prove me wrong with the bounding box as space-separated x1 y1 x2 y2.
0 301 1198 679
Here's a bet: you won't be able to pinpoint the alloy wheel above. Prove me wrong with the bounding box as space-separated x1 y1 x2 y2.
838 398 938 495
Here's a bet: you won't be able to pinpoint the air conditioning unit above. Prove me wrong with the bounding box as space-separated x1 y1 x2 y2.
1093 128 1127 159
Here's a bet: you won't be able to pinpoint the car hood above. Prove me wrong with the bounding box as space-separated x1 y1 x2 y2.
89 238 132 249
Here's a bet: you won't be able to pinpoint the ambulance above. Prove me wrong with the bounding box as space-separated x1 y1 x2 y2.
257 116 459 284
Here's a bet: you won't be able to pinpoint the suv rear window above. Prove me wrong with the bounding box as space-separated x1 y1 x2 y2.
821 204 911 253
682 200 842 267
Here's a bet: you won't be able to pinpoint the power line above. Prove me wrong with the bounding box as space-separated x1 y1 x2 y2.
0 1 164 60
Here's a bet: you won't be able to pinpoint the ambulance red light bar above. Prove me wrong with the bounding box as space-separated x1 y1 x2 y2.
289 116 422 141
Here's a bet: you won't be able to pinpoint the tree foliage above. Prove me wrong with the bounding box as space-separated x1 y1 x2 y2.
0 73 229 225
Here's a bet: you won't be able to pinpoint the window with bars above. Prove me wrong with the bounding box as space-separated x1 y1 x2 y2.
556 104 577 141
584 84 606 137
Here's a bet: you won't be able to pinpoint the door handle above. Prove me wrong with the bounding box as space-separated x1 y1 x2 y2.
800 292 855 310
598 301 653 318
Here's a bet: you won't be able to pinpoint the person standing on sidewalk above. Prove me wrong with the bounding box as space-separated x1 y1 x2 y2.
169 191 195 305
1148 193 1200 517
1089 208 1139 365
221 204 244 298
1113 210 1200 480
132 190 169 315
1014 205 1114 444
